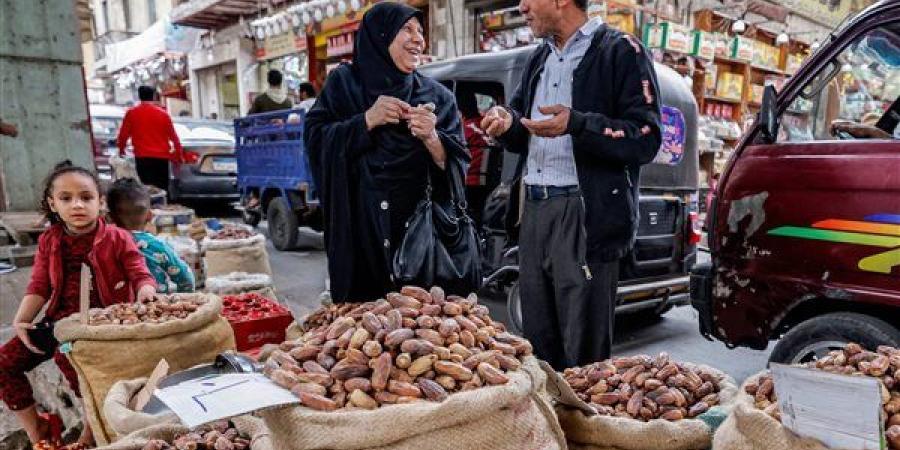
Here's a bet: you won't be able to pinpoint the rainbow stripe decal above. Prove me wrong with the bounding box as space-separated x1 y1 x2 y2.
768 216 900 274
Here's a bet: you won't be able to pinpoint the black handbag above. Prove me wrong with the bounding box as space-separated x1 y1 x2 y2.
393 159 482 295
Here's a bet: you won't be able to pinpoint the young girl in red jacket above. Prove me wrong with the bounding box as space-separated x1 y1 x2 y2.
0 161 156 450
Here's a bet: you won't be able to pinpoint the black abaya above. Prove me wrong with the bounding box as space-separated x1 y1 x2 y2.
304 3 469 302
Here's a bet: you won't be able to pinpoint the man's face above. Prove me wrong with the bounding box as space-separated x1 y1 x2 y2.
519 0 561 39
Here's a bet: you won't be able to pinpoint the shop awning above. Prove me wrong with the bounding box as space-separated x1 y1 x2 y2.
106 20 202 73
171 0 288 30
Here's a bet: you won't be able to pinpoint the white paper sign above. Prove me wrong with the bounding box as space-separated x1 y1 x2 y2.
771 364 885 450
154 373 299 429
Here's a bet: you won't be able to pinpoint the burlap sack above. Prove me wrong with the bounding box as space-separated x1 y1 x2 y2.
103 378 179 440
54 294 236 445
204 272 275 297
95 416 273 450
203 234 272 277
259 356 566 450
712 371 832 450
549 361 738 450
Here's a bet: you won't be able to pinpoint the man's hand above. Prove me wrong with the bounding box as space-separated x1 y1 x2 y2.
521 105 570 138
14 322 43 354
481 106 513 137
365 96 411 130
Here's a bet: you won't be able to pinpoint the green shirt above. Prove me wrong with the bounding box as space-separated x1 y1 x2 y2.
132 231 195 293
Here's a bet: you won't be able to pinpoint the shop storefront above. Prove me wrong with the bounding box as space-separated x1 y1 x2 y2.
464 0 535 53
254 29 310 104
187 23 258 120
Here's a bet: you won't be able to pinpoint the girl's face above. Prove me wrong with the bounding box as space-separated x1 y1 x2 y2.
48 172 104 233
389 18 426 74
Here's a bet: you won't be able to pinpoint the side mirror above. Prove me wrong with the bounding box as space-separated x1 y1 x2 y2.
759 85 780 144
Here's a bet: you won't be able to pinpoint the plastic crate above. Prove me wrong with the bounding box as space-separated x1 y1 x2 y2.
221 292 294 351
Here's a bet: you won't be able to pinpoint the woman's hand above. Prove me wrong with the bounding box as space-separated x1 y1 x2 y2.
407 105 439 143
365 96 410 130
14 322 43 354
137 284 157 303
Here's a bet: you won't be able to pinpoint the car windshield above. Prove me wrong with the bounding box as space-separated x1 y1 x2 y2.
173 120 234 143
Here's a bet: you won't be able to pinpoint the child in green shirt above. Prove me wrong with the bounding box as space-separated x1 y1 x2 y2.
107 178 195 293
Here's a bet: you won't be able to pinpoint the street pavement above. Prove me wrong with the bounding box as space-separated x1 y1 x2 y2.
257 221 773 383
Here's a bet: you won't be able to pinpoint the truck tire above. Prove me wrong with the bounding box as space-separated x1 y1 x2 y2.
769 312 900 365
506 282 523 335
267 197 299 251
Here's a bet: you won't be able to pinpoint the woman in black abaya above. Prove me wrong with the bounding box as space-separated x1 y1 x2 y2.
305 2 469 302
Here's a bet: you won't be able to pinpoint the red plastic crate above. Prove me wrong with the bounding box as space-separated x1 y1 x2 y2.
221 292 294 351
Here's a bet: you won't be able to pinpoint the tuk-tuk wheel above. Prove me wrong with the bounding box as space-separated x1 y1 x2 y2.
267 197 299 251
506 282 523 335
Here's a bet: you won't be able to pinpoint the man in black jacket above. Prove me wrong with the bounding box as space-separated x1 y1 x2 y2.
483 0 661 369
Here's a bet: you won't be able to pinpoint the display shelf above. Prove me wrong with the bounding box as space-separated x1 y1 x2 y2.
705 95 742 105
751 64 789 76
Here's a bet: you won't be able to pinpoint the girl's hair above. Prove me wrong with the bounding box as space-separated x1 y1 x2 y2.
40 160 102 225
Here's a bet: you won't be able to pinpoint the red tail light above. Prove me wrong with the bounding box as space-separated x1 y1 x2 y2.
688 211 702 246
184 150 200 164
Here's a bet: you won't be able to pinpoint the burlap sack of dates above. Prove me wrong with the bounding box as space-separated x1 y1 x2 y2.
205 272 277 300
95 416 274 450
202 233 272 277
260 356 566 450
103 377 179 439
54 293 236 445
712 371 830 450
550 361 738 450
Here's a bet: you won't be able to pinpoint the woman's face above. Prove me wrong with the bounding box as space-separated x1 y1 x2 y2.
389 18 425 74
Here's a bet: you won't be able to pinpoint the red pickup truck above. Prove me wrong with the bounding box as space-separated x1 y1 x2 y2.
692 0 900 365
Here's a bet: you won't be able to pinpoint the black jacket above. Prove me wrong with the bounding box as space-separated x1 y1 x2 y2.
501 24 662 262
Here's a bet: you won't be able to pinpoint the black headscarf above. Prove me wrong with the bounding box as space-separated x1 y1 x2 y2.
353 2 423 106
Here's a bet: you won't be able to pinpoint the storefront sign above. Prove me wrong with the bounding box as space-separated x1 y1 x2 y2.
257 30 308 61
654 106 686 166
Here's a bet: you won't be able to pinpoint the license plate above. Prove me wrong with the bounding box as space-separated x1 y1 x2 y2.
212 159 237 172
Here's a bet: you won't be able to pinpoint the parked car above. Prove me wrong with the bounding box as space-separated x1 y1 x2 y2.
89 104 126 180
419 45 701 331
169 118 239 202
691 0 900 365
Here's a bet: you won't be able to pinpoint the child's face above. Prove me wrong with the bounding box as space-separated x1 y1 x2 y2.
48 172 104 233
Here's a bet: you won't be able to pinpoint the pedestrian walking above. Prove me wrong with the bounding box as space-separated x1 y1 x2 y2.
304 2 469 302
297 82 318 113
117 85 184 192
249 69 293 114
482 0 662 370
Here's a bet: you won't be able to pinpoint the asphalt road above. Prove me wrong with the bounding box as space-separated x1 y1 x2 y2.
253 219 773 384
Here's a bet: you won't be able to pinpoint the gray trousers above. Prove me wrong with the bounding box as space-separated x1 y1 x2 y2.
519 193 619 370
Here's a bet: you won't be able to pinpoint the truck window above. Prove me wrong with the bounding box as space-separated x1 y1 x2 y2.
781 23 900 142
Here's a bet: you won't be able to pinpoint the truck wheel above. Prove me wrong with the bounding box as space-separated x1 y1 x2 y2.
267 197 299 251
506 282 524 335
769 312 900 365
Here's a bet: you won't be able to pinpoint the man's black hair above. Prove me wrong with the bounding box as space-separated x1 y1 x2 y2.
299 82 316 98
573 0 587 10
138 85 155 102
267 69 283 87
107 177 151 230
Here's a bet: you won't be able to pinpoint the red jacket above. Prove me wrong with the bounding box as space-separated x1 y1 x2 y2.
117 102 184 161
26 219 156 314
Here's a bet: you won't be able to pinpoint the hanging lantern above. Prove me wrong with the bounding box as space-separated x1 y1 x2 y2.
350 0 361 12
313 8 324 23
302 10 312 25
337 0 347 14
291 12 301 27
326 3 336 18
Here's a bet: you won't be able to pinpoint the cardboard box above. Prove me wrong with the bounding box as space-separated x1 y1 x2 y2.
750 84 765 104
716 72 745 100
787 53 805 74
642 22 692 53
714 33 730 58
753 41 779 69
692 31 716 60
730 36 754 61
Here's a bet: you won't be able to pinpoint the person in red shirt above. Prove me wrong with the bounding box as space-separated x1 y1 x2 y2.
0 162 156 449
458 90 495 227
116 86 184 192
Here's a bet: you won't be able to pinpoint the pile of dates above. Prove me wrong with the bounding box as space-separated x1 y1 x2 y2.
89 295 207 325
209 226 255 240
142 420 249 450
299 303 361 332
748 343 900 449
563 353 722 421
264 286 532 410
